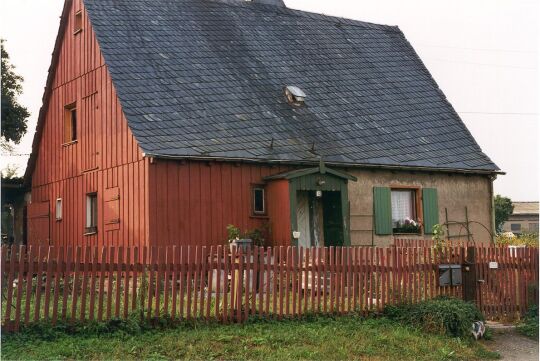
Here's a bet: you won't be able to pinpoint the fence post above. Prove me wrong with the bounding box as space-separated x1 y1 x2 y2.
462 246 477 303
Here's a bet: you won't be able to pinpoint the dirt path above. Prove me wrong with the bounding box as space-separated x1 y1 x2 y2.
483 330 538 361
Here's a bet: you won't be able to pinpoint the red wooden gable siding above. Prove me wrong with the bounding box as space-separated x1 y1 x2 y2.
147 160 292 246
29 0 149 249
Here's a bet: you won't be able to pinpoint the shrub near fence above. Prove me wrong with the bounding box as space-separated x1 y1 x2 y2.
1 244 538 332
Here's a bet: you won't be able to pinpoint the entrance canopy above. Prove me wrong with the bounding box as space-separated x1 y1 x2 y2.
264 161 357 183
264 161 357 247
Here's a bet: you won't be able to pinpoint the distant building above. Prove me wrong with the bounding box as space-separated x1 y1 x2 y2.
503 202 539 235
1 177 28 245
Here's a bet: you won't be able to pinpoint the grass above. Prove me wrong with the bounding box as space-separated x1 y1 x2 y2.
2 316 499 360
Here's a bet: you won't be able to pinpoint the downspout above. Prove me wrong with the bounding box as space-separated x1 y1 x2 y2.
488 174 497 244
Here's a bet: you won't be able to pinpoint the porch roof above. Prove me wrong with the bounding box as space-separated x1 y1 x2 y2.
264 162 357 182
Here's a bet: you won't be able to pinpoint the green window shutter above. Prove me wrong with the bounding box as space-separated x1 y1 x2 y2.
373 187 392 235
422 188 439 234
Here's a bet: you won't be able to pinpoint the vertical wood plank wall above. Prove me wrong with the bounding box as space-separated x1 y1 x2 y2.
29 0 148 248
148 160 292 246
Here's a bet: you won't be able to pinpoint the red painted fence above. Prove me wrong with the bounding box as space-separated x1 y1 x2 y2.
1 244 537 332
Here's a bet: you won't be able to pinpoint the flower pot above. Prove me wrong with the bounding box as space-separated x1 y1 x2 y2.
229 238 252 253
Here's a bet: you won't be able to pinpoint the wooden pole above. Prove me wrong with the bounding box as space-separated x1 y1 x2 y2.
462 246 477 303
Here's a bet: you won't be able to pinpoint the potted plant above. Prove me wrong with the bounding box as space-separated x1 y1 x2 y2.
227 224 252 252
393 217 421 234
226 224 268 251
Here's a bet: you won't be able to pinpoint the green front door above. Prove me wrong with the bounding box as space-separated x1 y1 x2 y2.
322 191 344 247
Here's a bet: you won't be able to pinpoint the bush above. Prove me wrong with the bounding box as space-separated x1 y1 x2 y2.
384 296 484 338
517 305 539 339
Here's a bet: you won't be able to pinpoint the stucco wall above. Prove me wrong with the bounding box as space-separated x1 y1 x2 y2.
346 169 494 246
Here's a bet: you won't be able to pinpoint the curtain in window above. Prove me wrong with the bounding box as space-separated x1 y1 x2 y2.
391 190 414 226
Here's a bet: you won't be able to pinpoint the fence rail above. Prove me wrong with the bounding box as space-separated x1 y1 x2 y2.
1 244 538 332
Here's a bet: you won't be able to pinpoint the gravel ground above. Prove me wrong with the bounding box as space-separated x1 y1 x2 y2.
482 329 538 361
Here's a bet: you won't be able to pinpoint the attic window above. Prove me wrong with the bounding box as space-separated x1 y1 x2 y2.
285 85 306 106
64 102 77 144
74 10 83 34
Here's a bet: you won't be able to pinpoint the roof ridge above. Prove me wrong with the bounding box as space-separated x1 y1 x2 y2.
207 0 400 33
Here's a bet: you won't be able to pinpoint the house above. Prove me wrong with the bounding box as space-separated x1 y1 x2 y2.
25 0 501 249
502 202 539 235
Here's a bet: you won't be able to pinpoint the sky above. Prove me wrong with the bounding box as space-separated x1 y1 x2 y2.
0 0 538 201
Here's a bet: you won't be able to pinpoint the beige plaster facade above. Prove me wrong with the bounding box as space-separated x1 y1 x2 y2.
346 168 495 246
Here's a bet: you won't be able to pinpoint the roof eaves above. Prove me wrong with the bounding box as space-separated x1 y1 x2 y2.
23 0 72 186
146 153 503 176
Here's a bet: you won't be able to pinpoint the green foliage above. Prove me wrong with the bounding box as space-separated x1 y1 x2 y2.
226 224 241 241
517 305 538 339
494 195 514 233
1 39 30 144
2 315 498 360
384 296 484 338
431 224 445 242
431 224 446 251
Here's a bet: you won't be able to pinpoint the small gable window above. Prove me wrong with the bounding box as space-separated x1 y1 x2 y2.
253 187 266 215
55 198 62 221
74 10 83 34
64 103 77 144
85 193 98 234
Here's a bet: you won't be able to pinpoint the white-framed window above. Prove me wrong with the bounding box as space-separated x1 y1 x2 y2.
55 198 62 221
253 187 265 215
391 189 416 226
85 193 98 234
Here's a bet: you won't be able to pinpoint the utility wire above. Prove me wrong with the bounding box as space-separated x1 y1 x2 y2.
417 43 537 54
425 57 536 70
458 111 538 116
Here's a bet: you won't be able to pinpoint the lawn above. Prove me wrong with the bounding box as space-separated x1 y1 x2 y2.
2 316 499 360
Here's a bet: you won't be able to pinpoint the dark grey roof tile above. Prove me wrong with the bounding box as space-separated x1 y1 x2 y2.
84 0 499 172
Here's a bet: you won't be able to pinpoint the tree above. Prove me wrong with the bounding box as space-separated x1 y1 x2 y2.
494 195 514 233
1 39 30 144
1 164 19 179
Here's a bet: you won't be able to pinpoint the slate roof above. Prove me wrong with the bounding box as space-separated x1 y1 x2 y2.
83 0 499 172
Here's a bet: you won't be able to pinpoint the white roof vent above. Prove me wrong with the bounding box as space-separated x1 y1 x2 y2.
284 85 306 105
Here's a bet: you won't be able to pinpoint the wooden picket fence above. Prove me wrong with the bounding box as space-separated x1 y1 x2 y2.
1 244 538 332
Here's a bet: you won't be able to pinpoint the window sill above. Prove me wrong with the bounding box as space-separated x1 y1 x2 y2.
73 29 83 35
84 227 97 236
62 140 78 147
393 233 423 236
250 214 269 219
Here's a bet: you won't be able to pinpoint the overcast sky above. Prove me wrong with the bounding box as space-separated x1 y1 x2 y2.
1 0 538 201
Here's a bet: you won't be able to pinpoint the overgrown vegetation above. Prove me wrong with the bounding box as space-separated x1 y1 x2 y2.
496 232 539 247
2 314 498 360
384 296 484 338
517 305 539 339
